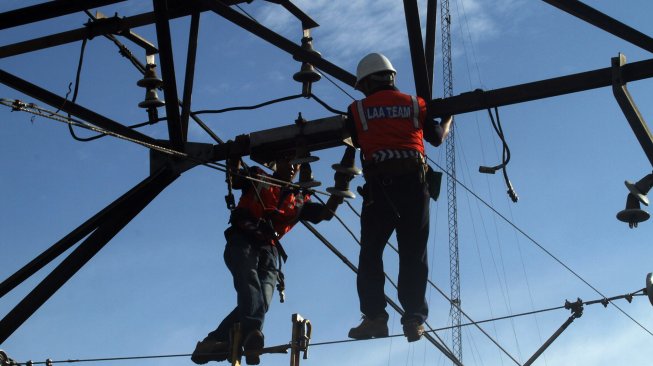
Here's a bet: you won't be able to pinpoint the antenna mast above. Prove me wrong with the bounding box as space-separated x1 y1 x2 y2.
440 0 462 362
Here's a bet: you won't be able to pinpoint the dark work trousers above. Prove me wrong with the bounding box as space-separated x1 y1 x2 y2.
206 229 279 342
357 171 430 325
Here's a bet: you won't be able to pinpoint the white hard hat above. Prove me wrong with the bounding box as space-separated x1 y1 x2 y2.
355 53 396 87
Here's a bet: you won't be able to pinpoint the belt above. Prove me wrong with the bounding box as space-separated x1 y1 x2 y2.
363 157 425 178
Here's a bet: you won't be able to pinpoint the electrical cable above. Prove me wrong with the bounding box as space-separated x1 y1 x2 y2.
191 94 304 116
317 195 520 365
429 156 653 337
309 93 346 114
1 99 331 198
315 69 356 100
235 4 259 23
6 302 583 366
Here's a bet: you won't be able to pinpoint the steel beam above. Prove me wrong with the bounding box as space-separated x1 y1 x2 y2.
0 167 180 299
424 0 438 97
197 0 357 87
153 0 184 150
0 0 127 30
0 69 157 144
211 115 350 162
0 168 179 345
541 0 653 53
180 12 201 142
611 54 653 166
402 0 431 100
0 0 269 59
428 57 653 117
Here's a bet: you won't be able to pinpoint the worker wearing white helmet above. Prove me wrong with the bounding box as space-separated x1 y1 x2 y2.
346 53 453 342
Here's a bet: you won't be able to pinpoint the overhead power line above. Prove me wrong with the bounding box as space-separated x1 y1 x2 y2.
429 157 653 338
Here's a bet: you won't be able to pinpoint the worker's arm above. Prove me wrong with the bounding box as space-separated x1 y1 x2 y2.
299 168 353 223
345 107 360 148
299 195 345 224
424 115 453 147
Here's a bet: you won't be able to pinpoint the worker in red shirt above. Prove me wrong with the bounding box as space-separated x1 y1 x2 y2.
192 157 344 365
346 53 453 342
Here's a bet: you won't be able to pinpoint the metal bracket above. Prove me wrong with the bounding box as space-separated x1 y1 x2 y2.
90 11 159 54
523 298 584 366
290 313 312 366
611 53 653 166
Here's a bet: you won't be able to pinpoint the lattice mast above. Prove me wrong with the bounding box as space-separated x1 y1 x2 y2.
440 0 462 362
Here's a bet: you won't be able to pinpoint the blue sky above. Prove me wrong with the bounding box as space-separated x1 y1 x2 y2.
1 1 652 366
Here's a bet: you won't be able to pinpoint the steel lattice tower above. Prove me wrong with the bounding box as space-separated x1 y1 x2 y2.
440 0 462 362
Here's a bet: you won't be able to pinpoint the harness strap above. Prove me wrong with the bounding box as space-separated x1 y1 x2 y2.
410 96 420 128
356 100 368 131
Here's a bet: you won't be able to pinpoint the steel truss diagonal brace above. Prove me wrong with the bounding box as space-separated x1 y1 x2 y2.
611 54 653 166
196 0 357 87
541 0 653 53
0 168 176 299
0 0 128 30
0 168 179 345
402 0 431 100
153 0 184 150
0 69 157 145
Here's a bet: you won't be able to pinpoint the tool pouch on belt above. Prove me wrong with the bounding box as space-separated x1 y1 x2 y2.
425 164 442 201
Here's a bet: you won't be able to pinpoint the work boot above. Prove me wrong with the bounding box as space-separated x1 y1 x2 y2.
348 314 389 339
243 330 264 365
191 339 229 364
402 321 425 342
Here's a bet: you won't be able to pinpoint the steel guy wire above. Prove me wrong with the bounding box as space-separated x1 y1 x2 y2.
428 156 653 338
6 303 581 366
315 195 521 365
1 99 332 198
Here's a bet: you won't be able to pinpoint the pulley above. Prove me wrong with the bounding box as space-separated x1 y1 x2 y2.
138 88 165 109
616 193 650 228
137 63 163 89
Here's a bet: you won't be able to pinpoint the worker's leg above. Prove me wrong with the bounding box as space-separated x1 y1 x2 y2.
223 231 268 336
357 181 396 319
256 244 279 326
394 174 430 325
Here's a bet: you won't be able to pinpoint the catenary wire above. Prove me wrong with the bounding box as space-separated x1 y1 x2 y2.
318 195 521 365
428 157 653 337
8 302 582 366
0 99 331 197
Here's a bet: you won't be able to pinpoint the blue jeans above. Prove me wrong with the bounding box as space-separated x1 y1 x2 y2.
206 230 279 341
